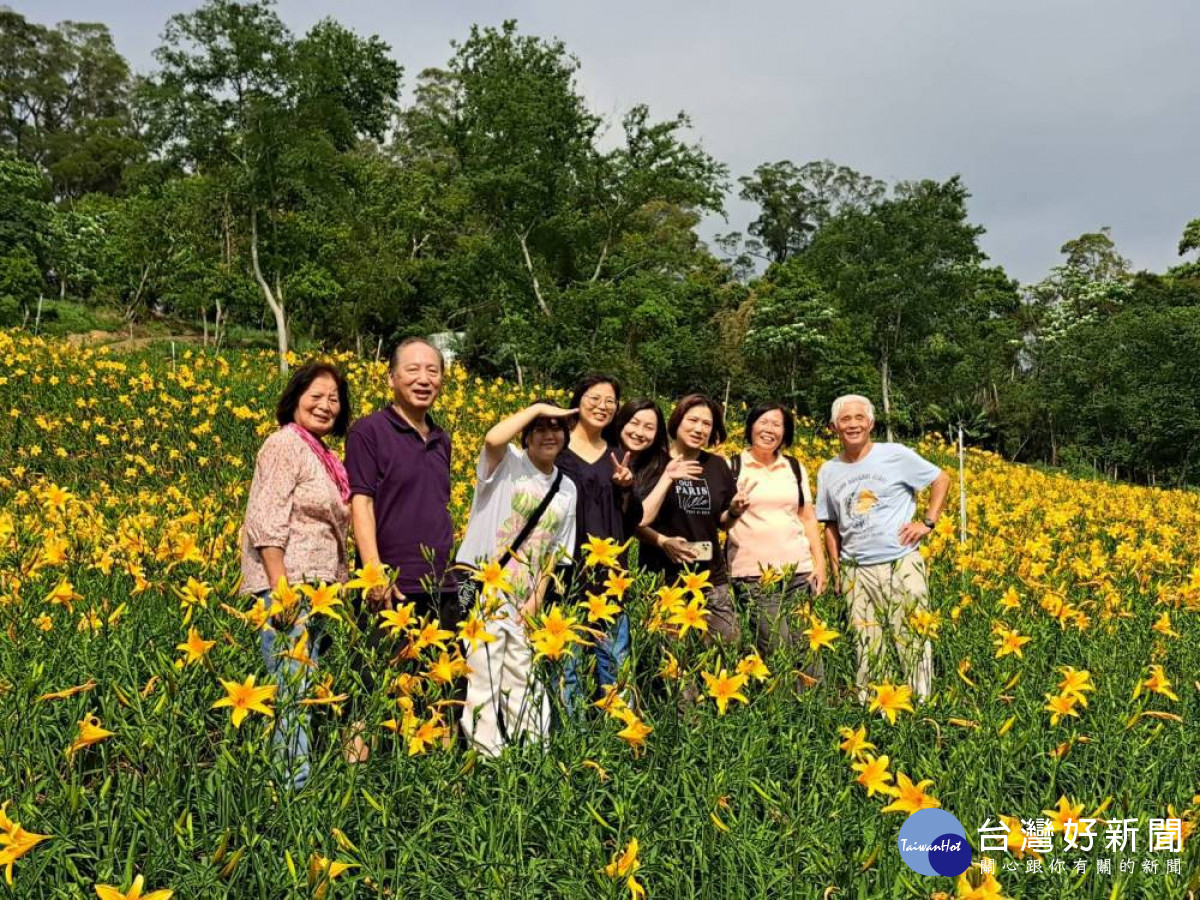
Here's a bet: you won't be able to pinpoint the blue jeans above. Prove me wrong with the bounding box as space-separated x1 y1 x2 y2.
258 591 318 790
562 613 631 714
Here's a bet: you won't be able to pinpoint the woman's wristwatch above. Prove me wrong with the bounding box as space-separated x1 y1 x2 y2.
923 516 938 530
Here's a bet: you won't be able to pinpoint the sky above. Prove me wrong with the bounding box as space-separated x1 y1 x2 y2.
17 0 1200 284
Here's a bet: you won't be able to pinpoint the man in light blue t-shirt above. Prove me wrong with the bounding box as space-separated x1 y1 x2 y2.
816 394 950 702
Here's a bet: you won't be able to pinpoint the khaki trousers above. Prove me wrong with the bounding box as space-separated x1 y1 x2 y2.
840 552 933 701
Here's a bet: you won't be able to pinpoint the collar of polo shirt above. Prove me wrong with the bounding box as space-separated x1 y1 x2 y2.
743 450 786 470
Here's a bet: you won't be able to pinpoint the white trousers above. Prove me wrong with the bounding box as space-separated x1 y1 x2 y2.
461 622 549 757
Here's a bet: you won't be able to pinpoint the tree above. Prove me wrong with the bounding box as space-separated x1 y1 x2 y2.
0 150 52 256
801 177 986 439
736 159 885 264
1026 227 1132 359
1034 303 1200 485
287 146 455 354
0 150 51 311
90 189 168 324
1173 218 1200 280
141 0 400 371
149 176 256 346
904 264 1024 445
585 105 726 284
396 22 728 386
1059 227 1129 284
742 263 834 404
445 21 600 319
0 247 42 320
793 160 888 227
45 205 109 299
737 161 820 265
0 11 143 199
1181 219 1200 257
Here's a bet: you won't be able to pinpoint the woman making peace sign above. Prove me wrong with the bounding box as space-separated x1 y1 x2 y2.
557 375 644 705
725 404 827 658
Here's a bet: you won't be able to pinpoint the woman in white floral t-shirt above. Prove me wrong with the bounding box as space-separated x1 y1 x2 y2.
456 400 578 756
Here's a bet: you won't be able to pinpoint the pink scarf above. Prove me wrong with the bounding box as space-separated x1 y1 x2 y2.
287 423 351 504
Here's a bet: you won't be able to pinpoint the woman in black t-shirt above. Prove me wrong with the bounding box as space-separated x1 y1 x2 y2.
635 394 749 645
613 399 703 527
557 375 641 706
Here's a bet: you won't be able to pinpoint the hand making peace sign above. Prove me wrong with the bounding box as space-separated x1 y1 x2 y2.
729 478 758 518
610 450 634 488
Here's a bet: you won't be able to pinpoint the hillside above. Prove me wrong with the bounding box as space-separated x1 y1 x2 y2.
1 331 1198 898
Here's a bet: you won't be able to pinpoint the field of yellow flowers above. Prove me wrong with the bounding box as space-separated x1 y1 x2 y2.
1 330 1198 899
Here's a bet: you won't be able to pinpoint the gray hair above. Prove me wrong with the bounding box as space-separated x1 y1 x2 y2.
830 394 876 425
389 336 445 374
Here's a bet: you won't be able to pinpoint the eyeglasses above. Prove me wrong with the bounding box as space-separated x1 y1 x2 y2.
582 395 617 409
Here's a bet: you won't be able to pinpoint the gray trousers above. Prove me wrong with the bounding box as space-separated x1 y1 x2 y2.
731 572 817 658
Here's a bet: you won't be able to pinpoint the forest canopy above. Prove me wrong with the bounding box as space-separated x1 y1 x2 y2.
3 2 1200 485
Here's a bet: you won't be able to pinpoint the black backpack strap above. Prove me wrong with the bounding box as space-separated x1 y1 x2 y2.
785 454 805 508
499 467 564 567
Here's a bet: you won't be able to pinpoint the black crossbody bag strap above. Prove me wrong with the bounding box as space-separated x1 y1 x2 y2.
498 467 564 568
785 454 805 508
490 466 562 750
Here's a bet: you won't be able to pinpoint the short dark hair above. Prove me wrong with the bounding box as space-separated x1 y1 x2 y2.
568 373 621 441
667 394 727 446
388 337 445 373
520 397 571 449
744 403 795 451
276 362 352 438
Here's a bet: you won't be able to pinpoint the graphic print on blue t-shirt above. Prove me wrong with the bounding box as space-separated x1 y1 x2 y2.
841 475 885 535
675 478 711 515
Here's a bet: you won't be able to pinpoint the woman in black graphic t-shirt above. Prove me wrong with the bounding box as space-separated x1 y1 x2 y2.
635 394 748 645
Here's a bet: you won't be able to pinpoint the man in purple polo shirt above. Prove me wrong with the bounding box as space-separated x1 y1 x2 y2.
345 336 458 625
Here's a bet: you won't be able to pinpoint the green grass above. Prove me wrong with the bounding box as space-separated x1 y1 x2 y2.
1 335 1198 899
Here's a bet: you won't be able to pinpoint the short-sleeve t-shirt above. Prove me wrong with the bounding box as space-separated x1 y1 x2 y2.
637 450 736 585
815 442 943 566
725 450 815 579
456 445 578 629
556 444 642 565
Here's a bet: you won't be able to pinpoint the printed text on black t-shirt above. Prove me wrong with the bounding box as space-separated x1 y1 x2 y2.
674 478 711 515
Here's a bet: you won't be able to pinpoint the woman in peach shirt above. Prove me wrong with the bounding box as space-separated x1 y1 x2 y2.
725 404 827 658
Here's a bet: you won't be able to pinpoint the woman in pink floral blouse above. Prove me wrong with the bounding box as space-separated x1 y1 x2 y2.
240 361 352 789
